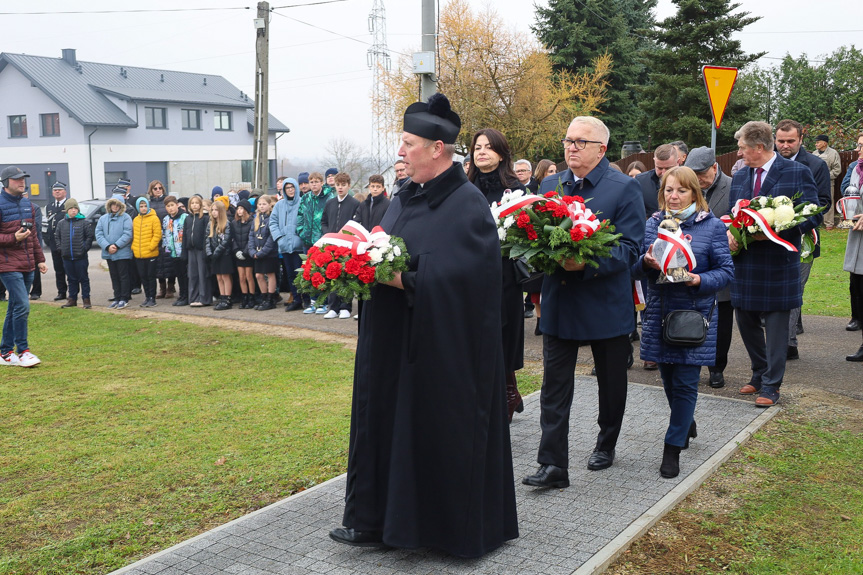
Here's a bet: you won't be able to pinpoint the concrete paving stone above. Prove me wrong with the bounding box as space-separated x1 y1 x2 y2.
185 564 220 575
111 383 768 575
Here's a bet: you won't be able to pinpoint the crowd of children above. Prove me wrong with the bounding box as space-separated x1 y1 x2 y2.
54 169 393 316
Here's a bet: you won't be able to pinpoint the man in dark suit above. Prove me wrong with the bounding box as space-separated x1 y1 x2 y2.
45 181 69 301
635 143 679 215
775 119 831 359
523 117 645 486
686 147 732 388
728 121 822 407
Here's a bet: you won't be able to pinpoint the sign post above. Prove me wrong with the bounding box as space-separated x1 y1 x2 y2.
702 66 738 151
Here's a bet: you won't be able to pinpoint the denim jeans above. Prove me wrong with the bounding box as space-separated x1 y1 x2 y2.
0 270 35 354
658 363 700 447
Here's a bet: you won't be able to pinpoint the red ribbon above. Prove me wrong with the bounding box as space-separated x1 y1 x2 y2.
721 200 798 252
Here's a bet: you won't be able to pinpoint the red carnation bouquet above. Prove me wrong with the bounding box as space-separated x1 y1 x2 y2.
492 187 621 275
294 221 410 301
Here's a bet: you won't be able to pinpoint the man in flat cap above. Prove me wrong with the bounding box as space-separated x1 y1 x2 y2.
0 166 47 367
330 93 518 557
686 147 732 388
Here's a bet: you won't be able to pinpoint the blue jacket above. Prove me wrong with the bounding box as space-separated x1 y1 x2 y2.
632 211 734 366
269 178 303 254
728 154 822 311
538 158 646 340
95 200 133 261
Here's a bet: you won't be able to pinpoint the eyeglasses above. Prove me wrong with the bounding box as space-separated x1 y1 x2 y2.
856 143 863 150
515 169 531 173
561 138 603 150
153 186 163 190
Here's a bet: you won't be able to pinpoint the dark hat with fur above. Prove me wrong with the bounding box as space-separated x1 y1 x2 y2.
403 93 461 144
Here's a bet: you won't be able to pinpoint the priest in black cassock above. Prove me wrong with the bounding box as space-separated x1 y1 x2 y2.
329 93 519 558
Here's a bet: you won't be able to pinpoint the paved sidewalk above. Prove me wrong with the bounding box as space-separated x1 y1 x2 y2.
112 382 775 575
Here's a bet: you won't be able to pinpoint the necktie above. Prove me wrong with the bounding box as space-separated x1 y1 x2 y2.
752 167 764 197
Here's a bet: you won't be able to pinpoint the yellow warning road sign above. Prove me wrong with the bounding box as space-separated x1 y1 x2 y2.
702 66 738 129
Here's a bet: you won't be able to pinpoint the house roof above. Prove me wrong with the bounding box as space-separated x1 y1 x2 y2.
0 51 288 132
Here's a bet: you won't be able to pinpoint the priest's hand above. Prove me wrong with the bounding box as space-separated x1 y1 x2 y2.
382 271 403 290
561 258 585 272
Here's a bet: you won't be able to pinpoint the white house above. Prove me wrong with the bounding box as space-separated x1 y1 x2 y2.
0 49 288 204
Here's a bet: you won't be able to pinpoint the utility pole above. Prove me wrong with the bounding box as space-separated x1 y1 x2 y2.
419 0 436 101
368 0 394 173
252 1 270 193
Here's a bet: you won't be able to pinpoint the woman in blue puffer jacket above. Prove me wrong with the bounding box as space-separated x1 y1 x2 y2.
631 166 734 479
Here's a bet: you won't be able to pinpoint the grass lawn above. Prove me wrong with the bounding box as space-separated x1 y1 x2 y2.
0 306 542 575
802 228 852 317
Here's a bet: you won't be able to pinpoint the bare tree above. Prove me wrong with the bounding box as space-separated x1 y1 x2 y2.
320 137 377 193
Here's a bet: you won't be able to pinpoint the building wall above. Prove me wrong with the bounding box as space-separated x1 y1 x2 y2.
0 65 87 146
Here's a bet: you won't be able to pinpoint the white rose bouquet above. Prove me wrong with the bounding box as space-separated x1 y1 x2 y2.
722 194 826 256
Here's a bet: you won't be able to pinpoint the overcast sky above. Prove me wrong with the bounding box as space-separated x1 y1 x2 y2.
3 0 857 169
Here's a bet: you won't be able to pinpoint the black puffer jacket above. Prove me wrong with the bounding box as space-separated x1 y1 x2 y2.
205 220 234 259
184 213 209 252
54 216 94 260
231 217 253 256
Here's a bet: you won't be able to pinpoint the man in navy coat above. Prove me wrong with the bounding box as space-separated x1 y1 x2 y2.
728 121 822 407
523 117 645 487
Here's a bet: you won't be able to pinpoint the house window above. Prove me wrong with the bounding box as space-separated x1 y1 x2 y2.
41 113 60 136
241 160 253 183
182 109 201 130
8 115 27 138
145 107 167 129
214 111 232 131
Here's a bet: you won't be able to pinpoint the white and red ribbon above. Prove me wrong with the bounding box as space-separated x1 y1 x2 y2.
493 194 544 218
655 227 696 278
836 196 862 219
316 221 390 255
721 199 798 252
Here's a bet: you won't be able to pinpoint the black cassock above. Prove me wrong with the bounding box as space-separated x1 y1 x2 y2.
342 162 519 558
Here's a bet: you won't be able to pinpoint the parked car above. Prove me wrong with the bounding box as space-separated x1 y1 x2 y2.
40 199 108 242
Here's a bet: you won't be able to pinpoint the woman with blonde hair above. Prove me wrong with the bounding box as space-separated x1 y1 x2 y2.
184 194 212 307
206 201 235 310
248 195 279 310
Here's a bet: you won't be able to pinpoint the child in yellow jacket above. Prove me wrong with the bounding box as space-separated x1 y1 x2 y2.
132 196 163 307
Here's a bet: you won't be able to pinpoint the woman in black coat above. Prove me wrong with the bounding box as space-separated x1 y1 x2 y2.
467 128 526 422
148 180 175 298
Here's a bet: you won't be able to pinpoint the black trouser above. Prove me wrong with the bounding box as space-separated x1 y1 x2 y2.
852 274 863 336
63 258 90 300
538 333 630 468
29 267 41 297
172 257 188 300
50 248 66 296
851 273 862 323
327 293 352 313
135 257 157 300
107 259 131 301
709 300 734 374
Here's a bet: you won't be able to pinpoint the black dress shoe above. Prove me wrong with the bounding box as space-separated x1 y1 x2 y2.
29 294 40 300
847 319 862 332
708 371 725 388
523 464 570 488
54 294 67 301
587 449 615 471
846 345 863 362
329 527 386 547
285 300 304 312
787 346 799 360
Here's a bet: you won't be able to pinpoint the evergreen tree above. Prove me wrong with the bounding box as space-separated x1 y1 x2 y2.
533 0 657 159
637 0 764 153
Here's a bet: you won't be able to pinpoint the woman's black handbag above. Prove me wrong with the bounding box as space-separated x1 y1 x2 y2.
661 296 716 347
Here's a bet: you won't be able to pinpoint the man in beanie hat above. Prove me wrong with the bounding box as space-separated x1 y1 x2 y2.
323 168 338 195
297 172 310 195
330 94 518 556
0 166 47 367
45 181 70 301
55 197 94 309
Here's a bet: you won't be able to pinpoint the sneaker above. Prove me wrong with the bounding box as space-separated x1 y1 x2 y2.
353 314 359 320
1 351 20 367
315 305 329 315
303 305 316 314
17 350 41 368
189 302 203 307
108 301 119 309
338 310 351 319
116 300 128 309
323 309 338 319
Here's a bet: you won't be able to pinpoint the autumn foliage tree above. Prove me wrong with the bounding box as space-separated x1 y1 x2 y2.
379 0 610 161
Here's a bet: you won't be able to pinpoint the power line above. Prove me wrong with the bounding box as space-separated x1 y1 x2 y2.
0 7 251 15
270 7 411 58
270 0 348 8
741 29 863 34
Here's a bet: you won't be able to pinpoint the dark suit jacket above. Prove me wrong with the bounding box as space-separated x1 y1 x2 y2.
635 170 661 216
728 154 822 311
538 158 646 340
793 147 830 258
